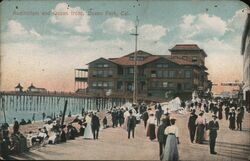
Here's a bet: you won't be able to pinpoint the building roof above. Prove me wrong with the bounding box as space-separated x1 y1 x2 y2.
170 44 201 50
169 44 207 57
163 55 208 70
163 55 194 65
28 83 36 89
75 68 88 72
123 50 153 57
15 83 23 89
86 48 208 69
86 57 118 65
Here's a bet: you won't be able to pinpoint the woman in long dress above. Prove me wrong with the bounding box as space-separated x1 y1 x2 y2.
163 118 179 161
146 112 157 141
123 108 130 130
83 113 93 139
195 112 206 144
229 107 236 130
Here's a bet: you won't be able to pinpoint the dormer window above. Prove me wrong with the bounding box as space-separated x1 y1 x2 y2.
129 55 144 61
156 64 168 68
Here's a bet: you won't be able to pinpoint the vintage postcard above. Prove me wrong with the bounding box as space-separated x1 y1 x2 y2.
0 0 249 160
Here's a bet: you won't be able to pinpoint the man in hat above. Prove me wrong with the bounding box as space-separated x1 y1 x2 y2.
229 107 236 130
208 114 219 154
111 107 118 128
188 109 198 143
236 107 244 131
91 111 100 139
157 116 170 160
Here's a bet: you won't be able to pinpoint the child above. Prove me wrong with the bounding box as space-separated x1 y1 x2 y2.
103 116 108 129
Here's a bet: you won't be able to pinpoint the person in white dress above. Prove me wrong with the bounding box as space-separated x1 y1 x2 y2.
163 118 179 161
123 108 130 130
83 113 93 139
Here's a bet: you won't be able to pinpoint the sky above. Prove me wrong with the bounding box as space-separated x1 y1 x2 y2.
0 0 248 94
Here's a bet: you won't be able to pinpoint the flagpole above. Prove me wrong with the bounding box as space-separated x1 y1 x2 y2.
131 16 139 104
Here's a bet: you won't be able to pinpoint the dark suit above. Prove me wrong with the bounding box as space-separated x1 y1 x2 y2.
208 120 219 153
127 115 136 139
157 121 169 160
188 113 197 143
91 115 100 139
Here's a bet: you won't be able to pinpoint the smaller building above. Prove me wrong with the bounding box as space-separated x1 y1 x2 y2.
15 83 23 92
27 83 47 93
241 13 250 111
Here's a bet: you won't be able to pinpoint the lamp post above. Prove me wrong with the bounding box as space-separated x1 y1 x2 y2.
131 16 139 104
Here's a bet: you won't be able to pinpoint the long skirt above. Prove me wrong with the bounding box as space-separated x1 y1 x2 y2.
123 117 128 130
147 124 156 140
218 111 223 120
83 123 93 139
163 134 179 161
229 118 236 130
196 124 205 144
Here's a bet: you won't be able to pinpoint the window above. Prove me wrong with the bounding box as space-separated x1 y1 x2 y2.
103 82 108 87
168 82 176 88
97 64 103 68
151 70 156 78
151 81 161 88
92 71 97 77
163 82 168 88
192 56 197 62
169 71 176 78
118 67 123 75
156 64 168 68
127 83 133 91
98 82 102 87
103 64 109 68
117 81 123 90
108 70 113 77
137 56 144 61
184 83 192 90
108 82 113 87
128 67 134 74
129 56 144 61
184 70 191 78
103 70 108 77
157 71 163 78
163 64 168 68
163 71 168 78
156 64 163 68
92 82 97 87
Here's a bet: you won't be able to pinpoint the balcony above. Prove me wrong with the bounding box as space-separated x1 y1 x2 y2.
75 77 88 82
119 75 146 81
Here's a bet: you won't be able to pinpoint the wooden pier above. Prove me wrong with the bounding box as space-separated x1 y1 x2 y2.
0 91 127 123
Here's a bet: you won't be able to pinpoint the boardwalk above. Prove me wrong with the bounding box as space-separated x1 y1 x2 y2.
11 111 250 160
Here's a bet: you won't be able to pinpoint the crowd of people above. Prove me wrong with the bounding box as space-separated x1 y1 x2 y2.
126 97 246 161
0 96 247 160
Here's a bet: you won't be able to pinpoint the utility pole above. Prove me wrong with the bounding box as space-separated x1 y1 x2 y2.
131 16 139 104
